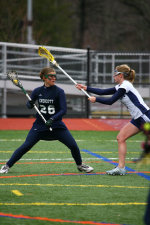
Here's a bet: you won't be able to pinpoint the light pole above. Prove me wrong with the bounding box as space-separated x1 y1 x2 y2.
27 0 35 44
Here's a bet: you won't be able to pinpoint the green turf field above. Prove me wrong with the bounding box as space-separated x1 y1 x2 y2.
0 130 149 225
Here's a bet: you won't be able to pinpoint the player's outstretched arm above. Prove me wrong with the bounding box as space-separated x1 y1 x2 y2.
75 84 87 91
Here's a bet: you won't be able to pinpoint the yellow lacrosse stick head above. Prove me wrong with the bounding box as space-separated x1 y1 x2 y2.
13 79 18 85
38 47 57 66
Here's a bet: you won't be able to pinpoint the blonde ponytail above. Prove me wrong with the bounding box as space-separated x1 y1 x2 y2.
116 64 135 83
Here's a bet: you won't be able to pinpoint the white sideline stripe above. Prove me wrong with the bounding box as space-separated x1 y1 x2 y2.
0 139 141 143
0 158 97 162
0 139 24 141
0 157 136 162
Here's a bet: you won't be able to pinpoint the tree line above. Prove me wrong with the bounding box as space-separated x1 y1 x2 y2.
0 0 150 51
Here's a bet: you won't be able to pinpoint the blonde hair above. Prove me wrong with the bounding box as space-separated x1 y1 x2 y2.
116 64 135 83
40 67 56 80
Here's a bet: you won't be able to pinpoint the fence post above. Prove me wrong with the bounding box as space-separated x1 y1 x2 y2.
86 46 90 118
1 45 7 118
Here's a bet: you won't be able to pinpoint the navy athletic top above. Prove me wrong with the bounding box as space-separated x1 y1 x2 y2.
6 84 83 168
27 85 67 130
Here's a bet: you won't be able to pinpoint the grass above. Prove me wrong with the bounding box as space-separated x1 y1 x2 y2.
0 130 149 225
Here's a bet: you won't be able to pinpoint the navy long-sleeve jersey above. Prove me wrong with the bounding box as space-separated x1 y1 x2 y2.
27 85 67 130
6 84 83 168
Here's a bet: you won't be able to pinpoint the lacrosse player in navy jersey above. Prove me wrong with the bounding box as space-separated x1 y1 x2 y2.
0 67 93 174
76 64 150 175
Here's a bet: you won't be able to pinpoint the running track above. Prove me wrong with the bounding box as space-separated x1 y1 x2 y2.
0 118 130 131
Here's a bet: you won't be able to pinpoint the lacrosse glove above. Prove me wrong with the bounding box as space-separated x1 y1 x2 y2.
27 100 34 109
46 118 53 127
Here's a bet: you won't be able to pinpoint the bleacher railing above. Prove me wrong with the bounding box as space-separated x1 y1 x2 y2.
0 42 150 118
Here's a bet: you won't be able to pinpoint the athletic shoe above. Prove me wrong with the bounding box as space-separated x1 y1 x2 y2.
77 164 93 173
106 166 126 175
0 164 9 174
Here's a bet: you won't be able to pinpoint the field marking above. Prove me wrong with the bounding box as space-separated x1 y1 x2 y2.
82 149 150 181
0 151 72 154
0 139 142 143
0 202 147 206
0 151 140 154
0 160 137 165
0 172 105 179
0 139 25 142
0 212 125 225
0 157 141 163
0 158 92 161
0 171 150 179
11 190 23 196
0 183 148 189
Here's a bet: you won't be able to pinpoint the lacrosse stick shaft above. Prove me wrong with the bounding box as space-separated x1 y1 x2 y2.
7 71 52 131
26 93 52 131
26 93 46 122
57 65 91 98
38 47 90 98
19 86 52 131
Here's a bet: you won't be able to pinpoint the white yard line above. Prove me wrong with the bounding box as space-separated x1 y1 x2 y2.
0 139 142 142
0 139 94 142
0 157 136 162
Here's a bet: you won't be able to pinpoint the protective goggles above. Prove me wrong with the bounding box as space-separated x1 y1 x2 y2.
114 70 122 76
114 70 129 77
44 74 56 79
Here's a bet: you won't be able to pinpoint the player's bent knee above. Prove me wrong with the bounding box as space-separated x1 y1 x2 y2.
117 135 126 143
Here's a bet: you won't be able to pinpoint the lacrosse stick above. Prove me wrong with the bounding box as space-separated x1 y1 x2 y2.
7 71 52 131
38 46 91 98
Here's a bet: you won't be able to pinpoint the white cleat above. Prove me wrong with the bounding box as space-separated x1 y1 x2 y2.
0 164 9 174
106 166 126 175
77 163 94 173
